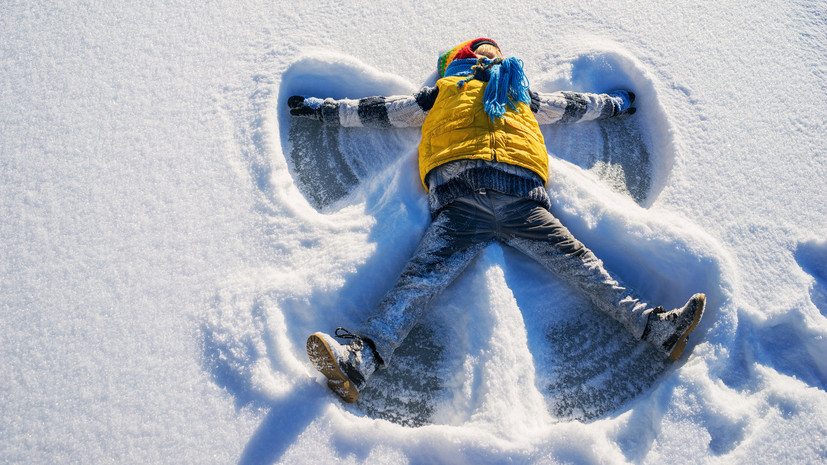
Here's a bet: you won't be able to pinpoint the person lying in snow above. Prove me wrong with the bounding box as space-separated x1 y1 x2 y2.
289 38 706 403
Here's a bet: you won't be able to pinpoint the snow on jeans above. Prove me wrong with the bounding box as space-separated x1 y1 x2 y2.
358 190 651 368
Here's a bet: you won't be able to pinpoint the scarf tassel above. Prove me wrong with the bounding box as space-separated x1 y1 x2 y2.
448 57 530 121
483 57 530 120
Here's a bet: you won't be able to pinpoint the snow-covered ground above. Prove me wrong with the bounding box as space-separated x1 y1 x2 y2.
2 1 825 463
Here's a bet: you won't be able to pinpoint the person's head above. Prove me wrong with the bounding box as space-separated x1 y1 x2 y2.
437 38 501 77
473 43 502 60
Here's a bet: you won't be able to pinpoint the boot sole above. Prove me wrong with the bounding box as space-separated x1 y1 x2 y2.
306 333 360 403
668 293 706 361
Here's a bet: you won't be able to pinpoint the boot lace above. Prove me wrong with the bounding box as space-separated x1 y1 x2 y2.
335 327 364 350
651 306 677 320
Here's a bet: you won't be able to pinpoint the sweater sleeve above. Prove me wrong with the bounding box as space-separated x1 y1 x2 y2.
529 90 618 125
318 86 439 128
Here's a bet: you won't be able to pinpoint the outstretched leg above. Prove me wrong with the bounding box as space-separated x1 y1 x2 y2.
358 193 497 367
497 196 705 358
308 192 495 402
499 197 652 338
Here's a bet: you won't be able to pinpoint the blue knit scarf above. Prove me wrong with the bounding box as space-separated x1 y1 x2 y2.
444 57 531 121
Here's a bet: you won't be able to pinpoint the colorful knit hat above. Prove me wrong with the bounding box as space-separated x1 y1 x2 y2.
437 38 500 78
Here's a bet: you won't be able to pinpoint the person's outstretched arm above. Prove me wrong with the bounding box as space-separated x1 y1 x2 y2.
530 89 635 125
288 86 440 128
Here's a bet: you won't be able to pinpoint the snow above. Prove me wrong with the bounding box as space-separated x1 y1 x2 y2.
1 0 825 463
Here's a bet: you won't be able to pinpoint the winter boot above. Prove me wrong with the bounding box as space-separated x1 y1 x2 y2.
306 328 377 403
642 293 706 361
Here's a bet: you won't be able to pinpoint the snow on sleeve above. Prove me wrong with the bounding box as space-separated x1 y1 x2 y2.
331 93 431 128
532 90 616 124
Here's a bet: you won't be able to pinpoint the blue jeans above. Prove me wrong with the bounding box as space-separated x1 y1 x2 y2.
358 190 651 367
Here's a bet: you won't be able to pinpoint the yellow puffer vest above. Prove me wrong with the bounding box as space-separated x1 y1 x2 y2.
418 76 548 189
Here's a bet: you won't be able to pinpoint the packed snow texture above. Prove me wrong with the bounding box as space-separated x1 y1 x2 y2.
2 1 826 464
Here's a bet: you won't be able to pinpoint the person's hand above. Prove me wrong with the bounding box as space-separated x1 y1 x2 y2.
608 90 636 116
288 96 325 120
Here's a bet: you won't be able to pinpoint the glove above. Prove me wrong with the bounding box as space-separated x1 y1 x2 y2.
288 96 325 121
608 90 636 116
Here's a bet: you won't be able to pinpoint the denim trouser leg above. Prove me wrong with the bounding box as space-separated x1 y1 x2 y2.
498 196 651 339
358 194 494 367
